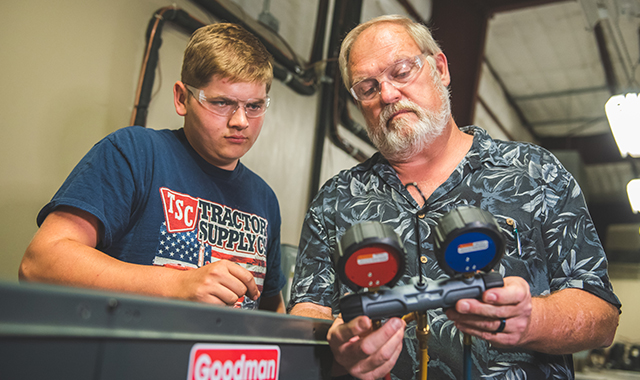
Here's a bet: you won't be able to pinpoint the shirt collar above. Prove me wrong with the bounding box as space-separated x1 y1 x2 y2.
359 125 511 206
360 125 511 173
462 125 512 169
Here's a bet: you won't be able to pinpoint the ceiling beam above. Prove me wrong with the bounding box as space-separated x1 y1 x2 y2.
428 0 570 128
431 0 623 167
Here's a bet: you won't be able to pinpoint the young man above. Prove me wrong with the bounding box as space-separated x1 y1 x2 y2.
288 15 621 379
20 23 286 312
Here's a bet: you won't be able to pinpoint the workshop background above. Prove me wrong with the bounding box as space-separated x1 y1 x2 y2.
2 0 640 374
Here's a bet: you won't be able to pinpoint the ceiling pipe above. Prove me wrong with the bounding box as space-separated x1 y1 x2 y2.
340 101 373 148
130 4 319 127
329 79 370 163
309 0 330 66
308 0 363 205
325 0 374 162
190 0 319 91
396 0 428 24
130 7 206 127
191 0 314 82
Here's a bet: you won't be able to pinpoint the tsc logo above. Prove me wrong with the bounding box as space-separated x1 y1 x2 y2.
160 187 198 233
187 344 280 380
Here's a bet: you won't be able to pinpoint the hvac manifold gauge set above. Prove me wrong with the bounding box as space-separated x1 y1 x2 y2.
334 206 506 380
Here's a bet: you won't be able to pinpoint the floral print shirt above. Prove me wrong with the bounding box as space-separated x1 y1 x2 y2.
288 126 620 380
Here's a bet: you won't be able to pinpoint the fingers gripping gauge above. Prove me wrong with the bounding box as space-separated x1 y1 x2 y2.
335 221 405 291
433 206 505 276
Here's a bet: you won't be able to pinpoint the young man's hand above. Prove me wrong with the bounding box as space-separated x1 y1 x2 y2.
176 260 260 306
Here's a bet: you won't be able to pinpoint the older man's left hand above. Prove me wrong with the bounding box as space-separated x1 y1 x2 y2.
445 276 533 347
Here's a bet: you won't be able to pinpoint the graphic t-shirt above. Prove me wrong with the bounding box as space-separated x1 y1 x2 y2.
38 126 286 308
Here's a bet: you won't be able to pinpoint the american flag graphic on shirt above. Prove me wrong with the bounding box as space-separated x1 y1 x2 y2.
153 187 268 309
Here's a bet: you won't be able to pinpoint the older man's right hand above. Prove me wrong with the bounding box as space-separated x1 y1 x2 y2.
327 315 405 380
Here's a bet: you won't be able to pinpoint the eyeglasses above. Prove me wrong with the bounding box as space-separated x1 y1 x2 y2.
350 54 426 102
185 84 270 118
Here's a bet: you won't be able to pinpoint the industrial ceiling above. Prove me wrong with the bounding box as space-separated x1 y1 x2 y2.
427 0 640 255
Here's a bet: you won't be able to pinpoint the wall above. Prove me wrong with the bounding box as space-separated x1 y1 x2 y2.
0 0 201 281
609 275 640 344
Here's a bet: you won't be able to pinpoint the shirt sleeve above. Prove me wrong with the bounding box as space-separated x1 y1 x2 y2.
36 128 149 250
543 163 621 309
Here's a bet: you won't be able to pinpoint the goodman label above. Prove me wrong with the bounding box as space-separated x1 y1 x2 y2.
187 344 281 380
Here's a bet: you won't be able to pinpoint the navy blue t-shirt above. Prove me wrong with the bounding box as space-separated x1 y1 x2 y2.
38 126 286 308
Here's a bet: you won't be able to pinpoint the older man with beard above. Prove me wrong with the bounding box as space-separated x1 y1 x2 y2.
288 15 620 380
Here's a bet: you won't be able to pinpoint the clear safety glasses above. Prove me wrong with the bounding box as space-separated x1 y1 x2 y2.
186 84 270 118
350 54 427 102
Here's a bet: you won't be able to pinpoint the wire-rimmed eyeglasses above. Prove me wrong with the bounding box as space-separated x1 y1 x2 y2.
185 84 270 118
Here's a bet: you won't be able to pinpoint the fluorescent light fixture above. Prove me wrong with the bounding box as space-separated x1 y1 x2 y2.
605 93 640 158
629 179 640 214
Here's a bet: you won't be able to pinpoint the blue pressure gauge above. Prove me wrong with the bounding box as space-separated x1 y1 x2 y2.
433 206 505 276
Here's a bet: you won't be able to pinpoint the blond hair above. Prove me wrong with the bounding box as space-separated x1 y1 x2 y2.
181 23 273 92
338 15 442 89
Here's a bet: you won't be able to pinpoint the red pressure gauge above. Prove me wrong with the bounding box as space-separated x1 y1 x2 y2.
335 222 406 291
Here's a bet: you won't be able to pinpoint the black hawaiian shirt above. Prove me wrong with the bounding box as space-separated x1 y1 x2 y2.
288 126 621 380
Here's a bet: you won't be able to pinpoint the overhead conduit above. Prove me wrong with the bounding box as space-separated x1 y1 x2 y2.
130 6 204 126
130 1 321 127
307 0 369 204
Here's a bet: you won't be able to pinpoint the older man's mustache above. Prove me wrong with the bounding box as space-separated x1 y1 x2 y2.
379 100 424 129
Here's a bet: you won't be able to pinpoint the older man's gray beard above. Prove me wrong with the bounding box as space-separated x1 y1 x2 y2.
369 93 451 163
